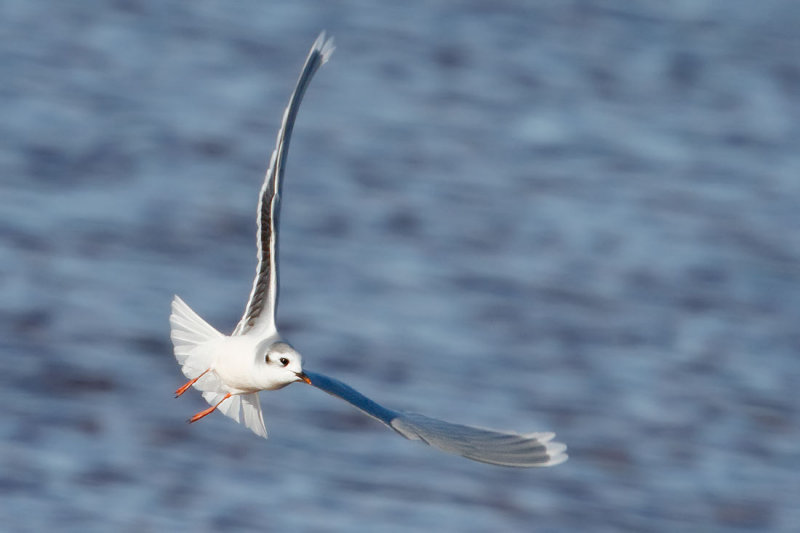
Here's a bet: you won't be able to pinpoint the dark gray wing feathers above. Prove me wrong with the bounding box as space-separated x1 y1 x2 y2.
235 33 334 336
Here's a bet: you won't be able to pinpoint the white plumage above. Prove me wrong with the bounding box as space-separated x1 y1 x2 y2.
169 32 567 467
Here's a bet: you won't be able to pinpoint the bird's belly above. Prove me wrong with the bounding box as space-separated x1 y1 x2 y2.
211 344 260 392
214 364 258 393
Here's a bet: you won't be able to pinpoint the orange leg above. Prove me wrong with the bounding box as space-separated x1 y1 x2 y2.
175 369 210 398
188 393 232 424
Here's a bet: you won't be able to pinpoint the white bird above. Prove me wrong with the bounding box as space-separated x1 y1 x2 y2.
170 32 567 467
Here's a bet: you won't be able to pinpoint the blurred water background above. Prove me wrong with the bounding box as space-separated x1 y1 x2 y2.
2 1 799 531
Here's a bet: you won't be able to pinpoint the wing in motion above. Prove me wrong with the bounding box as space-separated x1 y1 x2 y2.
305 371 567 467
234 33 335 337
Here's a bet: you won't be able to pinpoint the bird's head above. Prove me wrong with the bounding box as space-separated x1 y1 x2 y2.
257 341 310 390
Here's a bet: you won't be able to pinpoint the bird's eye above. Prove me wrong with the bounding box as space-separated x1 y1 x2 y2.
279 357 289 367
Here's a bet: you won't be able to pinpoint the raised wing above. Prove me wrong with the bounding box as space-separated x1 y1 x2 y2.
305 371 567 467
234 33 335 336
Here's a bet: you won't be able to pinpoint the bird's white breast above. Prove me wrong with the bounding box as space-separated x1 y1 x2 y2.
209 335 266 393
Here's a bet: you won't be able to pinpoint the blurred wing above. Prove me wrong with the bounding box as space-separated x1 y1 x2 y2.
234 32 335 336
305 371 567 468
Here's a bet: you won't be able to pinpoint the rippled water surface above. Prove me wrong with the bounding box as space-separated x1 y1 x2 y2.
2 1 799 531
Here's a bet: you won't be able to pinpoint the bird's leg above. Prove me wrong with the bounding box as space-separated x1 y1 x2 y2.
187 393 232 424
175 368 210 398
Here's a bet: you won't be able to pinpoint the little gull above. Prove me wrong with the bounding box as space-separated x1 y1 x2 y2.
170 32 567 467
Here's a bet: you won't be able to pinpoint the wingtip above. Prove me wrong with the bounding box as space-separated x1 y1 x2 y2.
543 442 568 466
522 432 568 463
313 31 335 63
530 433 568 466
523 431 556 442
545 454 568 466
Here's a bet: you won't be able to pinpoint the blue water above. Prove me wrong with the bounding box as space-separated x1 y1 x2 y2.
2 1 799 531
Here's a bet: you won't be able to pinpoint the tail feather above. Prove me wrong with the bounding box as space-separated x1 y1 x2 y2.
201 391 268 438
241 393 268 438
169 296 223 389
170 295 268 438
170 295 223 363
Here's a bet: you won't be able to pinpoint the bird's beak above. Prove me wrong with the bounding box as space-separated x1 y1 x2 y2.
296 372 312 385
